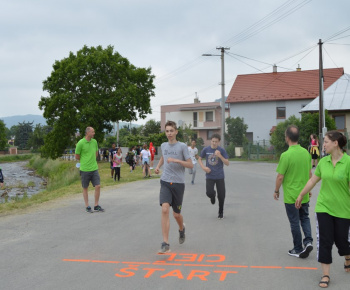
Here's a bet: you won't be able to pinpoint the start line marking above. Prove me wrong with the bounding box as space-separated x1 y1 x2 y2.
63 253 318 282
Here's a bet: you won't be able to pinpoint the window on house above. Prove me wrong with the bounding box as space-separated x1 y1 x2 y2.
276 107 286 119
334 115 345 130
205 111 214 122
207 130 214 140
193 112 198 127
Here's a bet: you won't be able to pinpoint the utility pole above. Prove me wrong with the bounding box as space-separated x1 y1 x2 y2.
318 39 326 154
203 47 230 147
218 47 230 147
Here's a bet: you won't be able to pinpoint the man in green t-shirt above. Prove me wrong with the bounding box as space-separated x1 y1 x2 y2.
75 127 104 213
274 125 313 258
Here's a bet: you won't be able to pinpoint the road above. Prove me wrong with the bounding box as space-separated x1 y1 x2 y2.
0 161 348 290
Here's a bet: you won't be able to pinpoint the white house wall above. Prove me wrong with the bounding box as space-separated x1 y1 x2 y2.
165 111 193 128
229 99 311 142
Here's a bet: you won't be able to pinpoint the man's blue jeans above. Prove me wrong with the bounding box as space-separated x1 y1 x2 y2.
285 202 313 252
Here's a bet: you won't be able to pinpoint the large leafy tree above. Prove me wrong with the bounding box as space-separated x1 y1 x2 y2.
0 120 7 150
39 45 155 159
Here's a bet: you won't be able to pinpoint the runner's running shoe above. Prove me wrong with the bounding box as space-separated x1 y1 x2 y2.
179 224 185 244
158 242 170 254
94 205 105 212
86 206 93 213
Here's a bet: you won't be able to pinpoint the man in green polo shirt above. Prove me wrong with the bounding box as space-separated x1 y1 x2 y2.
274 125 313 258
75 127 104 213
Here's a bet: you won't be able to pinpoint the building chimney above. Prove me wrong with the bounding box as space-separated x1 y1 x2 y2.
273 64 277 73
194 92 200 103
296 64 301 71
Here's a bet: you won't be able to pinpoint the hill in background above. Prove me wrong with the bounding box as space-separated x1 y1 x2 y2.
0 114 47 128
0 114 141 130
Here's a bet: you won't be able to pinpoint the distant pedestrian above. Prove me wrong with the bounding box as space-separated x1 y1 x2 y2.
109 143 118 178
150 142 156 169
198 133 229 219
310 134 319 168
113 147 123 181
155 121 193 254
296 131 350 288
0 167 4 188
140 144 151 178
75 127 104 213
188 140 199 184
135 145 141 166
126 146 136 172
274 125 313 259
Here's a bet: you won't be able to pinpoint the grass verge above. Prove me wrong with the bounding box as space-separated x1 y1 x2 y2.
0 157 158 215
0 154 34 163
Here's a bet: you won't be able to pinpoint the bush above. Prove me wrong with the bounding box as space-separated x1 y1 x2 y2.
226 143 236 158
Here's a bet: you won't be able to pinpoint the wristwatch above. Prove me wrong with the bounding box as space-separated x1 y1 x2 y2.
274 190 279 193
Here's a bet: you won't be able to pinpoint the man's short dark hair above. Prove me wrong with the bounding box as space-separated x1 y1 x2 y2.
211 133 221 141
285 125 299 142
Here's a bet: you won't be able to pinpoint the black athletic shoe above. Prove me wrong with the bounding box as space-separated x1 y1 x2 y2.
86 206 93 213
94 205 105 212
218 213 224 219
210 196 215 204
299 243 313 258
288 249 302 257
179 224 185 244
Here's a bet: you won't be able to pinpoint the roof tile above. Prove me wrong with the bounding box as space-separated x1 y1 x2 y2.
227 68 344 103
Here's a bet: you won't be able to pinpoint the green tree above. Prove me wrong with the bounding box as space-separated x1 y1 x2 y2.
14 121 34 150
141 119 161 136
39 45 155 159
299 111 336 149
0 120 7 150
7 125 18 140
27 124 52 151
146 132 167 146
270 115 301 156
270 112 336 156
226 116 248 146
177 124 196 144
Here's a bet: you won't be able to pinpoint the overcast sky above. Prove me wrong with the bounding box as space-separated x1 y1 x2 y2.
1 0 349 125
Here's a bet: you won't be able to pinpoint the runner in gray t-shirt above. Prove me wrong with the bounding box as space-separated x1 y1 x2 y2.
155 121 193 254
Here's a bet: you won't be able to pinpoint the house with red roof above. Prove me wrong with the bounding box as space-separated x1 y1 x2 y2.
226 66 344 142
161 97 230 146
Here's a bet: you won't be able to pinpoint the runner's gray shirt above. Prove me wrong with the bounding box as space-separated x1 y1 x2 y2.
160 141 190 183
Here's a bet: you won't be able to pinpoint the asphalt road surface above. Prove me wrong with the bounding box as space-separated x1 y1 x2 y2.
1 161 348 290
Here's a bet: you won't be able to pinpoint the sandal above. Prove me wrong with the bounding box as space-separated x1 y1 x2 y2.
345 257 350 271
319 275 330 288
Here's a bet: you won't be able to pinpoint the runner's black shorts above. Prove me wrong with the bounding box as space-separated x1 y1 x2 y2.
159 180 185 214
80 170 100 188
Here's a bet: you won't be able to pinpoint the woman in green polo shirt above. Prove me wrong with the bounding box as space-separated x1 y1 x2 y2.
296 131 350 288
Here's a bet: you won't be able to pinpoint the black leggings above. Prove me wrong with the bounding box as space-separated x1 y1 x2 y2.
206 179 226 214
114 167 121 181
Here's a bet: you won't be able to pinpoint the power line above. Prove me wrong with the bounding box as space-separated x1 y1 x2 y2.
324 26 350 42
155 0 312 84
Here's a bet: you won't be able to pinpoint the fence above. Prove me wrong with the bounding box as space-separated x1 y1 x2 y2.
244 140 276 160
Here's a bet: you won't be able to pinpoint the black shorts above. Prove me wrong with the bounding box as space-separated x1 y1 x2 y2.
80 170 100 188
159 180 185 214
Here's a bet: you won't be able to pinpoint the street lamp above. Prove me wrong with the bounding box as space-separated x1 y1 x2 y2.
203 47 230 147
